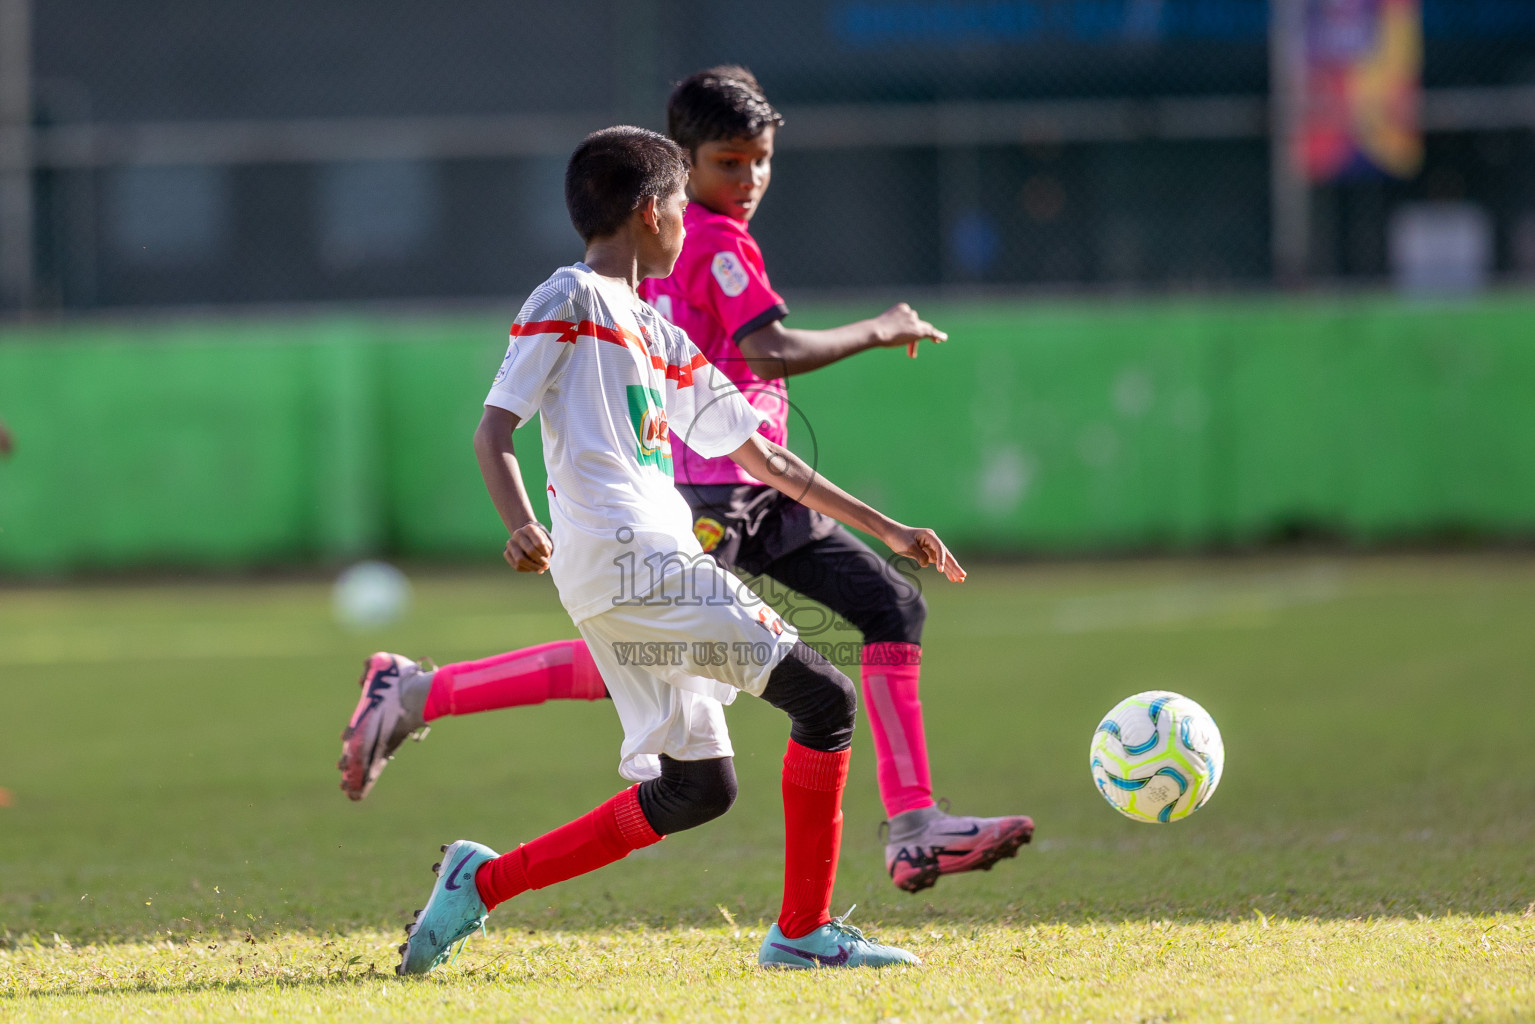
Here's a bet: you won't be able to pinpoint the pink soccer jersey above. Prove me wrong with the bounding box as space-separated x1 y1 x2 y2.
641 204 789 487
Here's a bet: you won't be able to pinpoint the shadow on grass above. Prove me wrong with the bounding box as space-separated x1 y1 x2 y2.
7 897 1533 972
7 816 1534 945
8 971 418 1001
9 879 1535 949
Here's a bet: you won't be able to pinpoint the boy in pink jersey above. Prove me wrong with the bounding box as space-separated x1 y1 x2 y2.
340 68 1032 895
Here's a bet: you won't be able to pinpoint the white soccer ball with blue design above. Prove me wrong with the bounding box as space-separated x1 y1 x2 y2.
1089 691 1223 824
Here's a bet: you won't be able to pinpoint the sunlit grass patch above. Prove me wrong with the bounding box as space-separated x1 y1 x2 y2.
5 916 1534 1022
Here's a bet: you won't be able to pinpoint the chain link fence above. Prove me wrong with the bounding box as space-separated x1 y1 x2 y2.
3 0 1534 312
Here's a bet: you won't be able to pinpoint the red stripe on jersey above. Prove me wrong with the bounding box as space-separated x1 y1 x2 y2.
511 319 579 344
511 318 649 354
665 352 710 388
508 319 706 387
509 318 635 346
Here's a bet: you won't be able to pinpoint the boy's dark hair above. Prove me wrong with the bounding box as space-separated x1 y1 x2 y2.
666 65 784 153
565 126 689 242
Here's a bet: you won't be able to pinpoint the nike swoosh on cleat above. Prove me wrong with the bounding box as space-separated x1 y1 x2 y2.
770 942 850 966
442 851 473 890
937 824 981 836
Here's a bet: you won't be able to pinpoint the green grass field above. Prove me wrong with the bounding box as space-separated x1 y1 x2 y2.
3 555 1534 1021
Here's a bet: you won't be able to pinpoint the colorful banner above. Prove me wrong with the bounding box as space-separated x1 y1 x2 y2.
1303 0 1423 181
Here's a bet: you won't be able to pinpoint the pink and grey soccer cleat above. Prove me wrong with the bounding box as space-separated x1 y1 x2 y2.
338 652 431 801
883 808 1034 894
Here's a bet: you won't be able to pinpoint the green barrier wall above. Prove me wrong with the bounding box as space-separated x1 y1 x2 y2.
1 296 1532 574
791 296 1535 551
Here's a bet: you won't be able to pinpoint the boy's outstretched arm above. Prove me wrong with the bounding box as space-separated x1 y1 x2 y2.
736 302 946 381
728 433 965 582
473 406 554 574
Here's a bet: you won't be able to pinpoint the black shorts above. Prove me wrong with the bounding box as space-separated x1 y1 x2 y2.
677 483 927 646
678 483 839 577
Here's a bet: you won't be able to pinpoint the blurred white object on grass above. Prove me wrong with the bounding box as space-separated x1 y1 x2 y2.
1389 201 1493 296
333 561 412 629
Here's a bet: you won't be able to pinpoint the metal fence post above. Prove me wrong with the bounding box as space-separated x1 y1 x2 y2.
1270 0 1309 286
614 0 663 131
0 0 32 311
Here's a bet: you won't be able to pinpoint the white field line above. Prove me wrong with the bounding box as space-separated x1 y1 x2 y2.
1049 567 1345 634
931 566 1347 638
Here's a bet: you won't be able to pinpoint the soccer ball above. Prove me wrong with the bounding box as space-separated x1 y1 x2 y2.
332 560 412 630
1089 691 1223 824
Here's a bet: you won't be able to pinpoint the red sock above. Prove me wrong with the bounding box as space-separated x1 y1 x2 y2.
778 740 851 939
422 640 606 722
474 785 662 911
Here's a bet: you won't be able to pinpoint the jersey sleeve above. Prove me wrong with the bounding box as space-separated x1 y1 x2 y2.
693 222 789 342
663 327 767 458
484 281 583 423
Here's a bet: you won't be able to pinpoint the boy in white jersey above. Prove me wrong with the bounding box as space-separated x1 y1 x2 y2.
395 127 966 975
342 69 1031 896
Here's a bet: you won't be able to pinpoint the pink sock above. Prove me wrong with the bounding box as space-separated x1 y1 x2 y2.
422 640 606 722
860 642 934 817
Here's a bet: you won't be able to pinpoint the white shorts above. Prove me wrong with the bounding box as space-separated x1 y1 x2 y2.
577 570 799 782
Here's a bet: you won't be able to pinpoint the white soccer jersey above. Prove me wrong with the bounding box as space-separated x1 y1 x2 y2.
486 263 767 624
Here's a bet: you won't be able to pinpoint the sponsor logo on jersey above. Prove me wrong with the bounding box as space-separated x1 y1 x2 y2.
639 407 669 454
693 516 725 552
757 606 785 636
711 251 749 297
625 385 673 475
492 344 514 385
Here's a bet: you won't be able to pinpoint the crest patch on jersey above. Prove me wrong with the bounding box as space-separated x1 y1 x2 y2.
693 516 725 553
711 251 749 297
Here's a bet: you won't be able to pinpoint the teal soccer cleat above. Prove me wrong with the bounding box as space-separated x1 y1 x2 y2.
396 840 499 976
757 906 920 969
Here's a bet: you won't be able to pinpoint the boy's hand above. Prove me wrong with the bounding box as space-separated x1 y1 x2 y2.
503 522 554 574
882 523 967 582
873 303 948 359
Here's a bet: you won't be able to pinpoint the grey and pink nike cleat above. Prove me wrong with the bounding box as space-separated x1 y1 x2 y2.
883 807 1034 894
338 652 431 801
